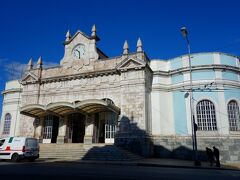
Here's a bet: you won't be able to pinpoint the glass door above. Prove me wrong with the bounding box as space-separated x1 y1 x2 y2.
104 112 116 144
43 115 53 143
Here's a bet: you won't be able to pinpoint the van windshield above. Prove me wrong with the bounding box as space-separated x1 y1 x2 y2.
26 139 38 148
0 139 5 146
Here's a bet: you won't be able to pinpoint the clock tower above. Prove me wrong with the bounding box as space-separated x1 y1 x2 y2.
60 25 101 67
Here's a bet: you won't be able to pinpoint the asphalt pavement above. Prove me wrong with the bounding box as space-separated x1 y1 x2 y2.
0 160 240 180
36 157 240 170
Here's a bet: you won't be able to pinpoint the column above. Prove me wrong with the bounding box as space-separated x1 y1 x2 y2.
57 116 67 144
84 114 94 144
35 116 44 143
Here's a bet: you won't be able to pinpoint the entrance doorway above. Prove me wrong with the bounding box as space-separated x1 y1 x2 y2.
43 115 59 143
94 112 117 143
68 113 85 143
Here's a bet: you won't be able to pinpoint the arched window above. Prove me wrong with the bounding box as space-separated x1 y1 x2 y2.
2 113 11 135
228 100 240 131
196 100 217 131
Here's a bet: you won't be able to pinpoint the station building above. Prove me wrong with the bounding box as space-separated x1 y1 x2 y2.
0 26 239 162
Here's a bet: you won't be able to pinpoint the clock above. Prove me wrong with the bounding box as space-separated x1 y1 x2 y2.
72 44 85 59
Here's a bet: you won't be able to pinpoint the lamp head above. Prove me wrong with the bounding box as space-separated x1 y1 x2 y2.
181 27 188 37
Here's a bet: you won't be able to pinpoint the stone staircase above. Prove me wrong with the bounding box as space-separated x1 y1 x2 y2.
39 143 141 161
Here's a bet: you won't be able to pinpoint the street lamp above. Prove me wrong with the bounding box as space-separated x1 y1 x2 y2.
180 27 200 166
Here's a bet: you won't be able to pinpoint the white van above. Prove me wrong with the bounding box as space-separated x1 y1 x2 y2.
0 137 39 162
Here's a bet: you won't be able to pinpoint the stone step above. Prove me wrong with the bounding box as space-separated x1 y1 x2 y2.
39 144 142 161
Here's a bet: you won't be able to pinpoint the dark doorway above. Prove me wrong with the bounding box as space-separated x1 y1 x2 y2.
51 116 59 143
69 113 86 143
98 119 105 143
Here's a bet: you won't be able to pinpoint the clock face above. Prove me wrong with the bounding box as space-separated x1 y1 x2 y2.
72 44 85 59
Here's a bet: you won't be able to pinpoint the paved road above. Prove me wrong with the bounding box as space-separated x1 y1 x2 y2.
0 160 240 180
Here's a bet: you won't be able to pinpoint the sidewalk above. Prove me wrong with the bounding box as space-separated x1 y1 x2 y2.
135 158 240 170
39 158 240 171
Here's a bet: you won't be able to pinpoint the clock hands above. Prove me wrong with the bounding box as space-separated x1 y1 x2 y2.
73 44 85 59
75 49 81 58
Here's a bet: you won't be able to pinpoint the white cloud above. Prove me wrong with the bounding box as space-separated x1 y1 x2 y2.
3 60 59 81
43 61 59 68
4 62 27 80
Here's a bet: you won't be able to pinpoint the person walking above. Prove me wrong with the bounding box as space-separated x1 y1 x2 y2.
206 147 214 166
213 146 221 167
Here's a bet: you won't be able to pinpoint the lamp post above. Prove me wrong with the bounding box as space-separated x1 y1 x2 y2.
180 27 200 166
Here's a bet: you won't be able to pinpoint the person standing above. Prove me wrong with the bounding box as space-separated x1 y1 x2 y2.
213 146 221 167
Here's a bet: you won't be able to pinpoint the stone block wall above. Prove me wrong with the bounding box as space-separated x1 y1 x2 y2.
153 135 240 163
20 115 35 137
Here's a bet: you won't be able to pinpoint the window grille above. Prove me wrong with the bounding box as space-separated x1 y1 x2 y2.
196 100 217 131
228 100 240 131
43 115 53 139
2 113 11 135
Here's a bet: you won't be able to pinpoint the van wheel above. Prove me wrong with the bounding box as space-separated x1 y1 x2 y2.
11 153 19 162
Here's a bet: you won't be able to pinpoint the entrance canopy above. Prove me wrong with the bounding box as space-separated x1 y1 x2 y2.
20 99 120 118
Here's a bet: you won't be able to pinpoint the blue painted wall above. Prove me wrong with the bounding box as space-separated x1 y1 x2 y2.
191 53 214 66
224 88 240 103
192 70 215 81
220 54 237 66
222 71 239 81
172 91 188 135
170 57 182 70
193 91 219 104
172 74 183 84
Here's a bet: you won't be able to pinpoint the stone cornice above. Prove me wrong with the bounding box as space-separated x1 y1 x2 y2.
1 88 22 95
39 69 120 84
152 79 240 92
153 64 240 76
23 62 150 85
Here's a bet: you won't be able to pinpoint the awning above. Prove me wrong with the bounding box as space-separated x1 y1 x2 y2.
20 99 120 118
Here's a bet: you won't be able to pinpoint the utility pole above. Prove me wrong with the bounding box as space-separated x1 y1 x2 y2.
180 27 200 166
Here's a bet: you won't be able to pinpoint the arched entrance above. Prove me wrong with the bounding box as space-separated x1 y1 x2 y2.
20 99 120 144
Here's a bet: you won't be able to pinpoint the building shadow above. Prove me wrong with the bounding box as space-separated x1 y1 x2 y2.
82 115 151 161
82 115 208 162
114 115 153 157
154 145 207 161
38 114 209 162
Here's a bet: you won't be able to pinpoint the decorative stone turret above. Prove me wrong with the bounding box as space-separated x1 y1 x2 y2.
137 38 143 52
37 56 43 69
91 24 96 37
65 30 71 41
123 40 129 55
27 58 33 71
91 24 100 41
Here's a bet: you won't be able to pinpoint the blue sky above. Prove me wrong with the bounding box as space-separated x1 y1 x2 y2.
0 0 240 116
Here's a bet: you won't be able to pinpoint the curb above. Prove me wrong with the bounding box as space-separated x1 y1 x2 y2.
136 162 239 171
38 158 240 171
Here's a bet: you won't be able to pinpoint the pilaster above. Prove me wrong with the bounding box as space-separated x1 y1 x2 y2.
35 116 44 143
84 115 94 144
57 116 67 144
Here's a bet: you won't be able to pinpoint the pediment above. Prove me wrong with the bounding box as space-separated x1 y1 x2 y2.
64 30 91 45
21 72 38 83
116 58 146 71
60 29 100 65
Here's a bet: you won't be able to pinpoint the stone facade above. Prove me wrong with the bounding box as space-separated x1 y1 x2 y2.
13 27 153 156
